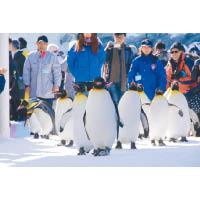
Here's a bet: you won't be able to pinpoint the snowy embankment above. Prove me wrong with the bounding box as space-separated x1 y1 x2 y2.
0 121 200 167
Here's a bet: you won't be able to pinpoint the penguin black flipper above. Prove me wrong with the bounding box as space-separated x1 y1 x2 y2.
59 108 73 131
140 108 149 138
168 103 184 117
83 111 90 140
107 89 123 140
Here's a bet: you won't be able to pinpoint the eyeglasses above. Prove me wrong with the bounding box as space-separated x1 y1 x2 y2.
170 50 179 54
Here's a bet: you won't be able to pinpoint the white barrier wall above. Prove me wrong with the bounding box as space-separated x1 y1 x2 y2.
0 33 10 138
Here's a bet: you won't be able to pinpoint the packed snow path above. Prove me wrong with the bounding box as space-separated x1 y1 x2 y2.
0 121 200 167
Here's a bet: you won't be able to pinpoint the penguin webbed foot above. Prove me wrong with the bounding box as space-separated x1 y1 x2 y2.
115 141 122 149
33 133 39 139
169 138 177 143
151 140 156 146
158 139 166 146
57 140 66 146
44 135 49 140
65 140 73 147
77 147 86 155
93 148 110 156
131 142 137 149
180 137 188 142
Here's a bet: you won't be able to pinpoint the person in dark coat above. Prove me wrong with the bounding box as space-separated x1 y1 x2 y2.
9 38 20 121
104 33 134 104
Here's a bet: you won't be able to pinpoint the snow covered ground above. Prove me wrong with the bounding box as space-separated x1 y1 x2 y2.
0 121 200 167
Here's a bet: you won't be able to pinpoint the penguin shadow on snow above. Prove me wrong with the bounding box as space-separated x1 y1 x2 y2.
0 137 64 167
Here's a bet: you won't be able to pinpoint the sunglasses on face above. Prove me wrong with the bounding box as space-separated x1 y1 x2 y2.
170 50 179 54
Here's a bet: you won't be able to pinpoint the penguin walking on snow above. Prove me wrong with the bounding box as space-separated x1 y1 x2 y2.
137 84 151 138
24 99 56 139
85 77 120 156
116 82 143 149
149 89 169 146
72 90 93 155
55 90 74 147
166 82 190 142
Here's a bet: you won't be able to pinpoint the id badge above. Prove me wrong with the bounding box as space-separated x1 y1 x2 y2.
135 74 142 81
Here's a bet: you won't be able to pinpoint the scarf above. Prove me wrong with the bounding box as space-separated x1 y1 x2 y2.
110 44 126 91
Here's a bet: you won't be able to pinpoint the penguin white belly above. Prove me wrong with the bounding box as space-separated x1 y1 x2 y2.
28 113 42 134
73 93 93 152
60 118 74 141
55 98 73 134
118 91 141 143
167 93 190 137
166 106 183 139
149 97 169 140
86 90 117 149
34 108 53 136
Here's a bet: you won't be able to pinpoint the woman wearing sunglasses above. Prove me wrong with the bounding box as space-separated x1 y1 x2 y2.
166 42 197 95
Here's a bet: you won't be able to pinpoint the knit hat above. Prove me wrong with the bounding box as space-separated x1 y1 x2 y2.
170 42 185 51
141 39 153 48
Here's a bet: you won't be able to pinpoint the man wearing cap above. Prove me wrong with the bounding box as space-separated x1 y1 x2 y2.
104 33 134 104
128 39 167 100
23 35 61 107
166 42 197 95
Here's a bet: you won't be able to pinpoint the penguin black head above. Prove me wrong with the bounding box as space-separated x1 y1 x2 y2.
55 90 68 98
155 88 164 95
93 77 105 89
129 81 137 91
171 81 179 91
137 84 144 92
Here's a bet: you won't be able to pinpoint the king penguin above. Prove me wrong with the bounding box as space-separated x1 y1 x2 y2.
55 90 74 147
85 77 119 156
149 89 169 146
116 82 142 149
166 81 190 142
137 84 151 138
72 85 93 155
25 99 56 139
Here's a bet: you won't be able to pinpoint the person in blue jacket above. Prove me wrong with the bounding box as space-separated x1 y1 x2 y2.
0 68 7 94
67 33 106 94
128 39 167 100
